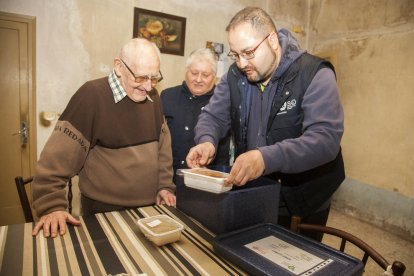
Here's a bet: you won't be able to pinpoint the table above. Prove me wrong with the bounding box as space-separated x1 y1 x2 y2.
0 205 246 275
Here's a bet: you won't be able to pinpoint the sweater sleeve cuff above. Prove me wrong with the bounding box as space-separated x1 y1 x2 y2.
158 187 176 194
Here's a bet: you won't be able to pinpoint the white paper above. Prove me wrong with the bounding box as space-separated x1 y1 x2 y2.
147 219 161 228
245 236 332 275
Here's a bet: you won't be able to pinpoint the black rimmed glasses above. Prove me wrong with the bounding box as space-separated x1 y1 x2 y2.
120 59 163 86
227 33 271 61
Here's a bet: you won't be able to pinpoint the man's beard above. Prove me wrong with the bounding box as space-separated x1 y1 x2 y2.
243 51 278 84
242 66 262 83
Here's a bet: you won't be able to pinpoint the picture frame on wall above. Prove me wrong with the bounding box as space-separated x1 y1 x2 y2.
133 8 186 56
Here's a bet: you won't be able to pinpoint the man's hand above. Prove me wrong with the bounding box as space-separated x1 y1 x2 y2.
186 142 216 168
156 189 176 206
32 210 81 238
226 150 265 186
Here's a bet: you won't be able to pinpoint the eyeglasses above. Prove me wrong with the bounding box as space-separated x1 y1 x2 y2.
227 33 271 61
120 59 163 86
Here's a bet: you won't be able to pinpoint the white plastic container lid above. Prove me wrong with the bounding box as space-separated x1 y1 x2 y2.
137 215 184 246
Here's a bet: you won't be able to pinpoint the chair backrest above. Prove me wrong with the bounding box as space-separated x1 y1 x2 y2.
15 176 73 223
15 176 34 222
290 215 406 276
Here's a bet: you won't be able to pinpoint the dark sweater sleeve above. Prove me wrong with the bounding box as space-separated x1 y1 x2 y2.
194 73 232 148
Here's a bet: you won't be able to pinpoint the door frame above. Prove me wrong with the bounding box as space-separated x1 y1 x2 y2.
0 11 37 178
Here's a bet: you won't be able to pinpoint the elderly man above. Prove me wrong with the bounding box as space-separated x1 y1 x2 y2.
32 38 176 238
186 7 345 241
161 48 230 183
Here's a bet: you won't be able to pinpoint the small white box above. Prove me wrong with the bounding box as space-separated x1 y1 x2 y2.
181 168 232 194
137 215 184 246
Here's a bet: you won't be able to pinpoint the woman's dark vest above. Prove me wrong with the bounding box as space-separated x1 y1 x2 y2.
227 53 345 218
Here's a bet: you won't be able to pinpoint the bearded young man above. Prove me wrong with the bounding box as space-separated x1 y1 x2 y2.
186 7 345 241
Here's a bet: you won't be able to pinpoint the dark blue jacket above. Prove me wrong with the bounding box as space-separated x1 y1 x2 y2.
227 54 345 218
161 82 230 183
194 29 345 218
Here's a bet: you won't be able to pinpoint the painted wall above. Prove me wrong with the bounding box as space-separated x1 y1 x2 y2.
304 0 413 239
307 0 414 199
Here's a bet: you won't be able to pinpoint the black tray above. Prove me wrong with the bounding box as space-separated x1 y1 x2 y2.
213 223 363 276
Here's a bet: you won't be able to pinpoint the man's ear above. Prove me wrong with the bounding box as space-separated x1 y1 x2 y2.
114 58 122 77
268 32 280 51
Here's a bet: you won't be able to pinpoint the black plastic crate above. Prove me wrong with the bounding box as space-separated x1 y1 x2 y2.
213 223 364 276
176 171 281 234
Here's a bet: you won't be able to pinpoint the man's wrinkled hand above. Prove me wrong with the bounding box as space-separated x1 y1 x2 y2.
157 189 176 206
185 142 216 168
32 210 81 238
226 149 265 186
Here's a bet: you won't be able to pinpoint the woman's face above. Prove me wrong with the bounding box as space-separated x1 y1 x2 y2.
185 60 216 96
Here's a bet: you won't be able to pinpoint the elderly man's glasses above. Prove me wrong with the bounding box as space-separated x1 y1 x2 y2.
120 59 163 86
227 33 271 61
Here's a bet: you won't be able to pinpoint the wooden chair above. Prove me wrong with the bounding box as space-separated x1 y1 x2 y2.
290 215 406 276
15 176 73 223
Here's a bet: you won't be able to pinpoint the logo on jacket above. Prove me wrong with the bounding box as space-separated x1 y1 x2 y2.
277 99 297 115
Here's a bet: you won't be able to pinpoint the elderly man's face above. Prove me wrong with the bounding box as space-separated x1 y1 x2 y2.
185 60 216 96
118 51 161 102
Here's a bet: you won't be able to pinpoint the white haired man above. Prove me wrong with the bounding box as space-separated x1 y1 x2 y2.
32 38 176 238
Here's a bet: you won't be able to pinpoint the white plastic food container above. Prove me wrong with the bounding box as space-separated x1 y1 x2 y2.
181 168 232 194
137 215 184 246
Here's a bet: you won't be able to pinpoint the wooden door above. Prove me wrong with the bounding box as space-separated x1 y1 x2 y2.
0 12 36 225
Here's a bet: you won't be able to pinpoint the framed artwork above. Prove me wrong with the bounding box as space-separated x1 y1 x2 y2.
133 8 186 56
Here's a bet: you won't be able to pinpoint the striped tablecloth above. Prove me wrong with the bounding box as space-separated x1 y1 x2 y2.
0 205 246 276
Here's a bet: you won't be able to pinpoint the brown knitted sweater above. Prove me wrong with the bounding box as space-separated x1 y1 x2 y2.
32 77 175 217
